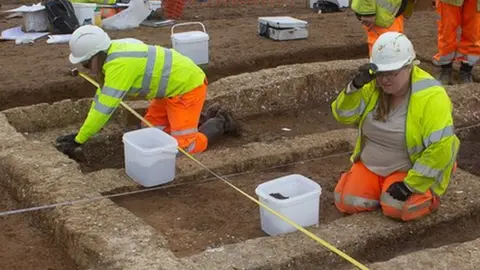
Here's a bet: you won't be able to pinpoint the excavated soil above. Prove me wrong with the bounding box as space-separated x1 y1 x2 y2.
26 104 346 173
112 154 350 257
0 185 78 270
457 127 480 176
0 2 446 111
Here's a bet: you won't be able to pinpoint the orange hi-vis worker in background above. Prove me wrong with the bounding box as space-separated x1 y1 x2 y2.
351 0 414 55
55 25 238 158
331 32 459 221
433 0 480 84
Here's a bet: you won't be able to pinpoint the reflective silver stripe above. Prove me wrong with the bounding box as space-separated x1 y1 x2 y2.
423 125 455 147
464 54 480 66
105 51 149 63
186 141 196 153
334 192 341 203
343 195 379 208
102 86 128 99
380 192 403 210
408 144 424 156
412 79 441 93
139 46 157 97
156 48 172 98
413 162 442 179
130 87 142 94
140 123 166 130
431 136 459 191
432 51 456 66
171 128 198 136
93 95 116 115
104 47 172 98
376 0 400 14
336 99 366 118
381 192 432 213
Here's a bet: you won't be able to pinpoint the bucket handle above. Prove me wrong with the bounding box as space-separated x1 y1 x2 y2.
171 22 206 36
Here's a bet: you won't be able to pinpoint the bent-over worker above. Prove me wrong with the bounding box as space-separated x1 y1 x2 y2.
433 0 479 84
331 32 460 221
56 25 237 157
351 0 414 55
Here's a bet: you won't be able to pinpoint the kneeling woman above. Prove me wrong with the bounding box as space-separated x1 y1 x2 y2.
331 32 460 221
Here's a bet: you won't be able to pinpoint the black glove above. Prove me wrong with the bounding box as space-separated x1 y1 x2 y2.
386 181 412 201
352 63 378 88
55 133 82 158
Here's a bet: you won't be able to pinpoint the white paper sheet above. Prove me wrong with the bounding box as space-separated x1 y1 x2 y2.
46 34 72 44
0 26 49 43
5 3 45 13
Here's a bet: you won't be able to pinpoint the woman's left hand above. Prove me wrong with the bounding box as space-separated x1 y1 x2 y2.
386 182 412 201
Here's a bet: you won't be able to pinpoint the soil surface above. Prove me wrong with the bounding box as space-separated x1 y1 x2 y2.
0 1 445 111
112 154 351 257
26 105 346 173
0 185 78 270
457 127 480 176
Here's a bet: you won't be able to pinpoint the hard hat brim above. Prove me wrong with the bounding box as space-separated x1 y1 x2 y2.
371 60 407 72
69 53 89 65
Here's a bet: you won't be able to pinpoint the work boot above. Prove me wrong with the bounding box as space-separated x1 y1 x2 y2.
459 62 474 84
215 109 240 136
199 117 225 145
199 102 221 127
437 63 453 85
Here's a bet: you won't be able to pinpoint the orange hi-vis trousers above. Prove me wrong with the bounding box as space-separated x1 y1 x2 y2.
334 161 441 221
364 15 405 56
143 81 208 154
433 0 480 66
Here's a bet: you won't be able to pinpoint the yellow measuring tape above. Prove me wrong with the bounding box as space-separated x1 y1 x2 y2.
76 71 369 270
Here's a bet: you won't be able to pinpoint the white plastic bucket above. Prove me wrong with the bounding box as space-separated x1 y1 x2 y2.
72 3 96 25
122 127 178 187
255 174 322 236
171 22 209 65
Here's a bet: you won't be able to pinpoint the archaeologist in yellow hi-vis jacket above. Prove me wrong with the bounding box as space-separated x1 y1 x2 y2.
55 25 238 158
331 32 460 221
351 0 417 55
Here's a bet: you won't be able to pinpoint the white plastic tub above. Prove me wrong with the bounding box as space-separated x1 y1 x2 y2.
122 127 178 187
72 3 96 25
171 22 209 65
255 174 321 236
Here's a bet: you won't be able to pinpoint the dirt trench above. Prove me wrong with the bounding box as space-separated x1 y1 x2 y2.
0 185 78 270
26 104 346 173
112 154 350 257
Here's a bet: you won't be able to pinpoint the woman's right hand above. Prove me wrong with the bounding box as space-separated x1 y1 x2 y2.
352 63 378 88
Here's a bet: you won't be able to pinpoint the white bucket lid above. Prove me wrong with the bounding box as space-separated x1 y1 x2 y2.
172 31 209 43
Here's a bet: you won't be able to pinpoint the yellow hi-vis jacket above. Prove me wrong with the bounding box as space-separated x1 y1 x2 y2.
439 0 480 11
351 0 404 28
75 41 206 144
331 65 460 196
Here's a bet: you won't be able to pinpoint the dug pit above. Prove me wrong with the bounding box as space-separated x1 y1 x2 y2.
111 154 350 257
2 59 480 270
25 104 345 173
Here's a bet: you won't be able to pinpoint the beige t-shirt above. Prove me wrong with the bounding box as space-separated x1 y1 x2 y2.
360 97 413 177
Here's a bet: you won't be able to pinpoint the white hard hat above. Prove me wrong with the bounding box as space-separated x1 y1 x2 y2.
69 25 112 64
370 32 416 72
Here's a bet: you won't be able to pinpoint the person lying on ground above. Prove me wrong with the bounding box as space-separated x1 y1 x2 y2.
55 25 238 158
331 31 460 222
